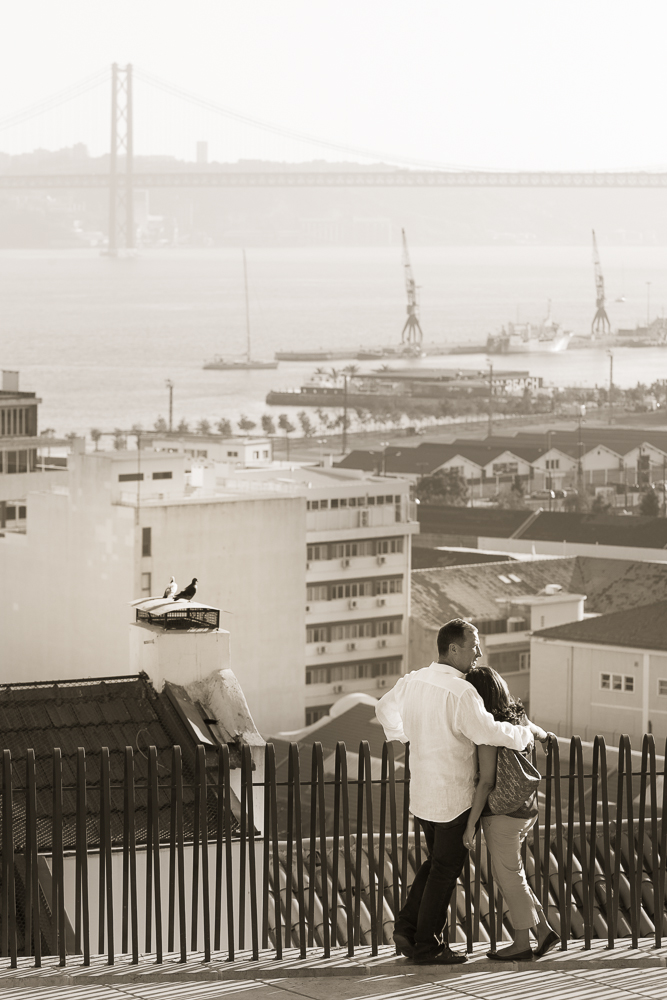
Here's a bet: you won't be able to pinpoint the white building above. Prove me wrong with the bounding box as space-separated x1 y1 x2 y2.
0 448 306 734
531 600 667 744
229 465 419 725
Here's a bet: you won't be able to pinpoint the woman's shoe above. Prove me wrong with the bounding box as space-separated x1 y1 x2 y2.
534 930 560 958
486 949 533 962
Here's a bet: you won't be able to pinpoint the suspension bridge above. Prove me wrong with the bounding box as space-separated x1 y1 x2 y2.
2 63 667 251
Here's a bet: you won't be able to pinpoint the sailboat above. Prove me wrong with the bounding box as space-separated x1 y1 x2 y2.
203 250 278 370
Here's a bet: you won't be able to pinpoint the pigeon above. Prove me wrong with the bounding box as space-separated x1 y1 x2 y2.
173 578 198 602
163 576 178 599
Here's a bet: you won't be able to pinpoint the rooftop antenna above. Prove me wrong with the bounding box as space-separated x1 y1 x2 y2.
400 229 424 347
591 229 611 337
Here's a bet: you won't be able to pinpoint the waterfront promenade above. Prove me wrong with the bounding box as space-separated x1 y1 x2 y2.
1 942 667 999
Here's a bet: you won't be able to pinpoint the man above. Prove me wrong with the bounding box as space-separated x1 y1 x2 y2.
375 618 547 965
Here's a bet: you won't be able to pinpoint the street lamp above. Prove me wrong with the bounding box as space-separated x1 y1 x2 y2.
380 440 390 476
165 379 174 433
607 351 613 425
487 362 493 439
647 282 652 329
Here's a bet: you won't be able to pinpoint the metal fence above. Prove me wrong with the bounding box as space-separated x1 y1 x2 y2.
1 733 666 968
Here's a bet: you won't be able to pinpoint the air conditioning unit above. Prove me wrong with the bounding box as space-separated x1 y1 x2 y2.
316 645 327 654
346 642 357 651
348 599 358 609
377 555 386 565
333 684 344 694
376 598 386 607
306 562 310 570
358 510 369 527
305 604 310 612
377 678 388 689
377 638 387 648
341 558 350 568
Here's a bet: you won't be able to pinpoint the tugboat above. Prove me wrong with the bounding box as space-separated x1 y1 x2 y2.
204 250 278 370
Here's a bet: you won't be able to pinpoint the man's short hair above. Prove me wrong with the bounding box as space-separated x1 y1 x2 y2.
437 618 475 656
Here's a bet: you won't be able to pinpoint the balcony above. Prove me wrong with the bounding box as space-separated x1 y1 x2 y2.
0 733 662 971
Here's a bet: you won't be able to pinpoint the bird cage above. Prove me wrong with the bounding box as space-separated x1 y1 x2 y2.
135 599 220 631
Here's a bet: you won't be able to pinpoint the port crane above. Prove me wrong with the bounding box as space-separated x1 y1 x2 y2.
400 228 424 347
591 229 611 336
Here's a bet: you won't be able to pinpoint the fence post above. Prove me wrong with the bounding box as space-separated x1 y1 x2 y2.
197 745 211 962
122 747 139 963
334 742 354 957
25 748 40 966
287 742 306 957
591 736 613 950
75 748 90 965
149 746 163 963
52 748 66 966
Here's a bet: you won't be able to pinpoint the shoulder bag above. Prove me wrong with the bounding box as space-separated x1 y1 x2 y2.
487 747 541 815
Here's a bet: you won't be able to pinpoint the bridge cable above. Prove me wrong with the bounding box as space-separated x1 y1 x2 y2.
133 66 474 172
0 68 109 133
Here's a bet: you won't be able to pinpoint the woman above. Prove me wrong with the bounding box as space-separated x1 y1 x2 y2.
462 666 559 961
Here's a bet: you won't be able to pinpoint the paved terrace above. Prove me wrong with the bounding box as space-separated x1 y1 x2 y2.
1 942 667 999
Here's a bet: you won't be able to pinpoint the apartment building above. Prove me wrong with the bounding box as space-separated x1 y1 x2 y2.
0 369 70 515
0 448 306 734
230 465 418 724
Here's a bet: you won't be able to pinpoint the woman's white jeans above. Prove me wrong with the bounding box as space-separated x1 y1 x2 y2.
481 813 541 931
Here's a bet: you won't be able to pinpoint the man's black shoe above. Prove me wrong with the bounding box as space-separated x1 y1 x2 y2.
393 931 415 959
412 946 468 965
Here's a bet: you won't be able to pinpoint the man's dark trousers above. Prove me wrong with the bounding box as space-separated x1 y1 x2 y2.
394 810 470 959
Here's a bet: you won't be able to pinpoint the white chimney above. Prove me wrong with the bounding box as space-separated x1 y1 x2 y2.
2 371 19 392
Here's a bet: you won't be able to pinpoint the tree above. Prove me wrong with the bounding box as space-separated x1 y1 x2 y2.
495 488 529 510
153 416 168 433
197 418 212 435
177 418 190 434
591 493 613 514
640 488 661 517
216 418 232 437
113 428 127 450
261 414 276 437
416 469 469 507
278 413 296 460
238 414 257 433
90 428 102 450
298 410 315 438
563 491 591 513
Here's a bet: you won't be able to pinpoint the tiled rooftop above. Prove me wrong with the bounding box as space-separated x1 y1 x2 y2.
417 504 667 549
0 674 231 851
411 555 667 627
533 599 667 652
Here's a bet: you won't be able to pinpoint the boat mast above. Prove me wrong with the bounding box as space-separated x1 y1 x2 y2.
243 249 251 361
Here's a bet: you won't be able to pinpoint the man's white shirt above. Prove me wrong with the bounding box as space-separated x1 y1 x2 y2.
375 662 532 823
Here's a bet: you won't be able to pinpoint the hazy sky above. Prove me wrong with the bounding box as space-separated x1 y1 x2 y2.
2 0 666 169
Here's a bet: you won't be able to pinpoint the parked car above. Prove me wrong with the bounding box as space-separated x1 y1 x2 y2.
531 489 556 500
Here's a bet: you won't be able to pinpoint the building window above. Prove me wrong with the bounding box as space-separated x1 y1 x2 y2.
306 707 330 726
306 584 329 602
659 679 667 696
262 450 269 459
17 451 27 473
142 526 151 557
253 451 259 459
519 652 530 672
306 656 402 685
602 673 634 692
141 572 151 595
152 471 172 480
7 452 16 474
119 472 144 482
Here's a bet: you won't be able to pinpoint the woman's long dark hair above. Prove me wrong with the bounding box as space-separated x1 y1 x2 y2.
466 665 525 725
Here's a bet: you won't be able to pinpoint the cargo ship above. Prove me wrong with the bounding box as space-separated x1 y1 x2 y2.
486 302 571 354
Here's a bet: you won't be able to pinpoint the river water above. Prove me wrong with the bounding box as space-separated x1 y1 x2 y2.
1 246 667 436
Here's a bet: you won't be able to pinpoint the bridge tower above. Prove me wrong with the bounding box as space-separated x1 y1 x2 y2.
400 229 424 347
108 63 134 254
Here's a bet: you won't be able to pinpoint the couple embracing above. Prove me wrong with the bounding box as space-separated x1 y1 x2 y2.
375 617 560 965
